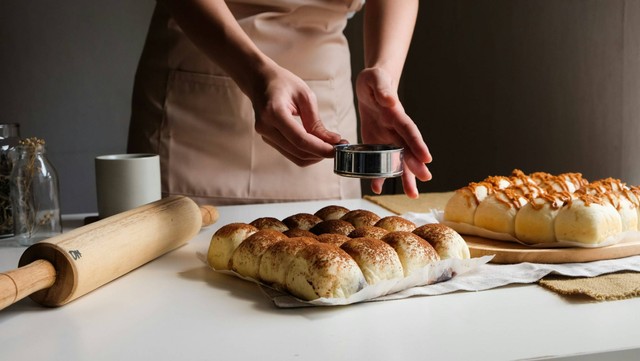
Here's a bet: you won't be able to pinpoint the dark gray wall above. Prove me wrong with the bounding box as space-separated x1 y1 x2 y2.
401 0 640 193
0 1 154 213
2 1 639 213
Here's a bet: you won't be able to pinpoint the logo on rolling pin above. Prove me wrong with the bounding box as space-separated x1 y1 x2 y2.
68 250 82 260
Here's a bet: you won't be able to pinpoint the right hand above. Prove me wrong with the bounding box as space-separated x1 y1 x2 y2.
356 67 432 198
248 65 341 167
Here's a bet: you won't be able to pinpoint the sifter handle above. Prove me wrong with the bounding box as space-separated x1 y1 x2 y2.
0 259 56 311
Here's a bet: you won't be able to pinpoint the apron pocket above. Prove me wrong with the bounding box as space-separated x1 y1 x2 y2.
163 70 351 202
163 70 254 199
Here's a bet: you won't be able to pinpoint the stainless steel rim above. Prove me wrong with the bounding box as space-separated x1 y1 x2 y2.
334 144 404 179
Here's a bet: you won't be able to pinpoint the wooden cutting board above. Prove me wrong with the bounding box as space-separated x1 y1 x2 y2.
465 235 640 264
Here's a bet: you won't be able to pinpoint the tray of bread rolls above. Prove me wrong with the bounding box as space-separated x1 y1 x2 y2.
203 206 490 306
442 169 640 264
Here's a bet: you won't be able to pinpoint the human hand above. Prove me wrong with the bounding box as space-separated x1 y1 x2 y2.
249 65 341 167
356 67 432 198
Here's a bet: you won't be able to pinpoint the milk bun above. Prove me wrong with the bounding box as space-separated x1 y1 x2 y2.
207 223 258 270
348 226 389 239
340 237 404 285
284 228 318 239
381 231 440 276
229 229 288 280
282 213 322 230
250 217 289 232
340 209 381 228
514 195 567 244
443 182 492 225
554 196 622 245
628 187 640 223
316 233 351 246
314 205 350 221
258 236 317 288
309 219 355 236
375 216 416 232
285 243 366 300
474 190 528 236
413 223 470 260
579 180 638 232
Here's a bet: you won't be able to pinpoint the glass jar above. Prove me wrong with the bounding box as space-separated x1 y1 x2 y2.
0 123 20 239
9 138 62 245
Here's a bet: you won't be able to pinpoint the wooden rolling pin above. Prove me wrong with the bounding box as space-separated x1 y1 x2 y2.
0 195 218 310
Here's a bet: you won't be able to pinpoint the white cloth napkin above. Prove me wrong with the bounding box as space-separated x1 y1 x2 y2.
377 254 640 300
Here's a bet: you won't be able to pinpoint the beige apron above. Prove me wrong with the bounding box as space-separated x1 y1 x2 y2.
128 0 363 206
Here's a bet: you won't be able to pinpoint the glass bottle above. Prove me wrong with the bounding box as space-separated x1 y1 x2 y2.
10 138 62 246
0 123 20 239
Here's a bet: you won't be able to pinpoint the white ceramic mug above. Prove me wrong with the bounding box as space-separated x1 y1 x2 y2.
95 153 161 218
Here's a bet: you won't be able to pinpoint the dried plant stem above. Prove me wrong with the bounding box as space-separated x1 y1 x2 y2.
14 137 46 238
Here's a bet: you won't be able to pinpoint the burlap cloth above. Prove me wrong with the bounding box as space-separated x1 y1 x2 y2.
365 192 640 301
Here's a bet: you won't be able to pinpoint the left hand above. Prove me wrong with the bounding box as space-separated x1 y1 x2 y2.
356 67 433 198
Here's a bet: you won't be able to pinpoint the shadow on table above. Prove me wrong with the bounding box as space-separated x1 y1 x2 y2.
178 265 366 319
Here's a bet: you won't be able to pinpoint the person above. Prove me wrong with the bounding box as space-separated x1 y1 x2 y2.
127 0 432 206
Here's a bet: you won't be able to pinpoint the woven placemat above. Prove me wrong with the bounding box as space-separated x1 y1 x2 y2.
364 192 454 215
539 272 640 301
366 192 640 301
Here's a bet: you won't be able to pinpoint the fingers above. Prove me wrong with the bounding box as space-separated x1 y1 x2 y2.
369 168 421 199
296 92 342 145
400 166 420 199
370 178 385 195
256 109 336 165
384 108 432 165
261 136 324 167
369 156 429 199
404 149 432 182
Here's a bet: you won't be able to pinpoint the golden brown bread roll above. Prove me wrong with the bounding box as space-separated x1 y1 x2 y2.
340 209 381 228
282 213 323 230
340 237 404 285
285 243 366 300
413 223 470 260
348 226 389 239
207 223 259 270
381 231 440 276
258 236 317 288
375 216 416 232
314 205 350 221
283 228 318 239
316 233 351 246
310 219 356 236
229 229 288 279
250 217 289 232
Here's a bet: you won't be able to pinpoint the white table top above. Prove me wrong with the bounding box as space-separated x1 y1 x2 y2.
1 198 639 361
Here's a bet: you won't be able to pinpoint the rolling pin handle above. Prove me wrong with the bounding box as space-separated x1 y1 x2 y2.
200 205 219 227
0 259 56 311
